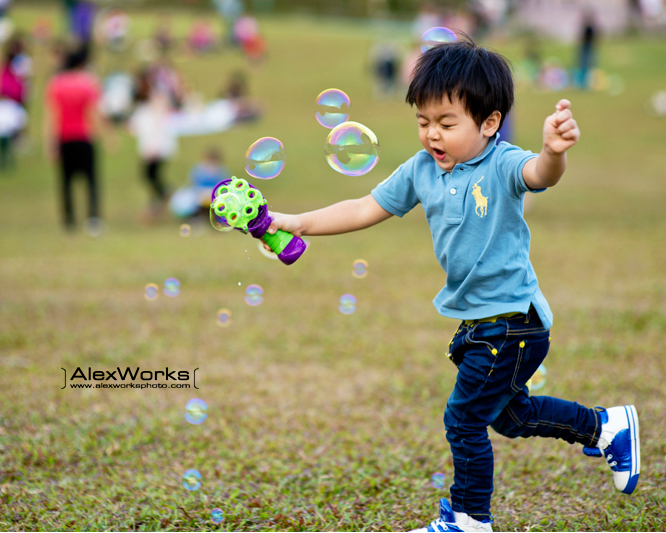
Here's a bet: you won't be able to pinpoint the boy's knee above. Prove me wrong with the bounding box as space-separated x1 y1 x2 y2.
491 410 528 439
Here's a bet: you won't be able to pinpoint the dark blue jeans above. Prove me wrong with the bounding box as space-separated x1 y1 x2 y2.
444 308 601 520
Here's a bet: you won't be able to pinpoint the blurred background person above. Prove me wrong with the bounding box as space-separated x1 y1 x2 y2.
43 43 103 235
170 146 230 222
575 9 598 90
129 71 178 223
368 40 401 101
0 95 26 171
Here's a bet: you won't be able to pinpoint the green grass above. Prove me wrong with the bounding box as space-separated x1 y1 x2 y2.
1 5 666 531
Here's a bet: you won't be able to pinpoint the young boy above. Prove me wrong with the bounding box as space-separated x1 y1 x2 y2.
266 40 640 531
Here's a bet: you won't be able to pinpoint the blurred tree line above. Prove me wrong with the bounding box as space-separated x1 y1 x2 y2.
24 0 468 18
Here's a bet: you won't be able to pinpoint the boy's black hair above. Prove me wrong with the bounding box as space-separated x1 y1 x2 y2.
406 38 514 130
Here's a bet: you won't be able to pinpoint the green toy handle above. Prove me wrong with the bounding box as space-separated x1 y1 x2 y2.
261 229 295 255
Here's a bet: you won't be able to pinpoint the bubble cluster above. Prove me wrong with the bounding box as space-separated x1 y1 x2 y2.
528 364 547 392
217 308 232 327
245 137 285 180
183 469 202 491
352 259 368 279
245 284 264 306
421 27 457 53
257 240 279 260
431 472 446 489
179 224 191 238
211 508 224 524
185 398 208 425
315 88 351 129
164 277 181 297
339 294 356 315
325 121 380 176
144 283 159 301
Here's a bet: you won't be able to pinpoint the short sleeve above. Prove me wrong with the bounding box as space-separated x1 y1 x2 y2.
371 158 420 217
495 142 541 199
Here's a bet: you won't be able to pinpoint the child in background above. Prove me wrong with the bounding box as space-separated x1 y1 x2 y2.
265 39 640 531
129 81 177 222
170 147 230 220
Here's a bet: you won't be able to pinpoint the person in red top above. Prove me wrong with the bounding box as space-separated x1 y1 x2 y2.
44 44 102 234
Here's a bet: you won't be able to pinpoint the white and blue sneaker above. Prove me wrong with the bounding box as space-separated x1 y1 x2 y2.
410 499 493 533
583 405 640 494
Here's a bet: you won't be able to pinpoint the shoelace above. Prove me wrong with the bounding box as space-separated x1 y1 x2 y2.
605 452 618 467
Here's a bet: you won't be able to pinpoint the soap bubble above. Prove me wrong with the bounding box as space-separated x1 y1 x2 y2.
183 469 201 491
258 240 279 260
245 284 264 306
339 294 356 315
315 88 351 129
185 398 208 425
179 224 191 237
431 472 446 489
164 277 180 297
144 283 159 301
528 364 547 392
352 259 368 279
245 137 285 180
211 508 224 524
325 121 380 176
217 308 232 327
421 27 457 53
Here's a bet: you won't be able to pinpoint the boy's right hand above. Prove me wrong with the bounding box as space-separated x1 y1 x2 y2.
264 211 304 244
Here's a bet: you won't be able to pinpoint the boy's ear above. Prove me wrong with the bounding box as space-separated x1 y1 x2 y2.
482 111 501 137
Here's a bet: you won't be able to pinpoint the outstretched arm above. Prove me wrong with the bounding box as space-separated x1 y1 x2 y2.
267 194 393 237
523 98 580 190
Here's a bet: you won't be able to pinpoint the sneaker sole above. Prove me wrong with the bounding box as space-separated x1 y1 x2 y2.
623 404 640 495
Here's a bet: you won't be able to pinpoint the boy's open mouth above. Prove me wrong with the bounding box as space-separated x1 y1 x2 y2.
432 148 446 160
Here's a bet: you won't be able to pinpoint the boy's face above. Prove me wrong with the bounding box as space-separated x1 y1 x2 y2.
416 95 499 173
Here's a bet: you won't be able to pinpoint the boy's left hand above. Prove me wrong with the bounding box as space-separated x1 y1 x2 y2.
543 99 580 155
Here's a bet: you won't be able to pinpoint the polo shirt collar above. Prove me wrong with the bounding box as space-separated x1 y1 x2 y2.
439 133 499 177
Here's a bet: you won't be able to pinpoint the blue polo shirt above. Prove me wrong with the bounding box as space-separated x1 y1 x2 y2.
371 134 553 329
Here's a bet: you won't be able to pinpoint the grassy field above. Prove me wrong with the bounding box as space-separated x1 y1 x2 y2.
1 5 666 531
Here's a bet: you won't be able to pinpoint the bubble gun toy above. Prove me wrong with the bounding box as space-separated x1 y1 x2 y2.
209 176 307 265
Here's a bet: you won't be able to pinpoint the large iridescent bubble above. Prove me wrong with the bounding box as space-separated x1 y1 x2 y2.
244 137 285 179
325 122 380 176
421 27 457 53
315 89 351 129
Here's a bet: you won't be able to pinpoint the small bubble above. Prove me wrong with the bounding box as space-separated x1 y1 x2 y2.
183 469 201 491
144 283 159 301
179 224 191 238
339 294 356 315
352 259 368 278
211 508 224 524
217 308 232 327
257 240 279 260
164 277 180 297
238 282 241 286
431 472 446 489
528 364 547 392
245 284 264 306
185 398 207 425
